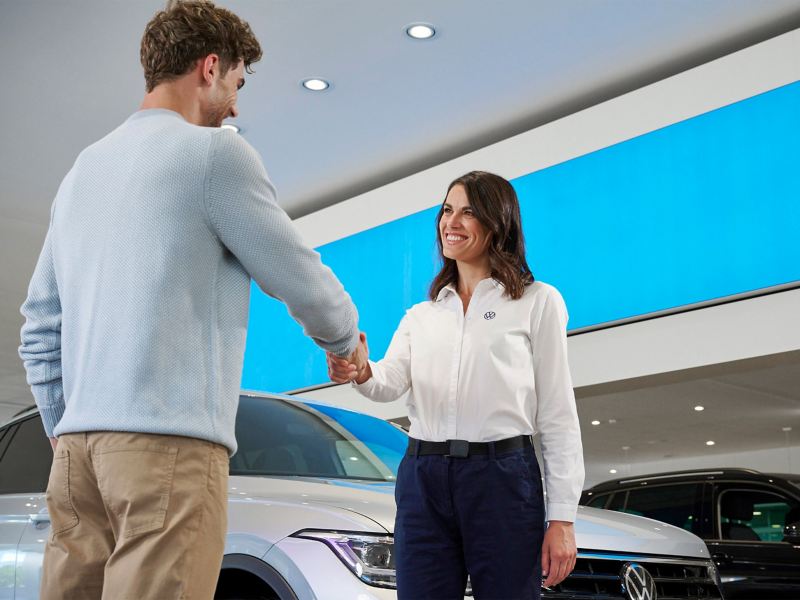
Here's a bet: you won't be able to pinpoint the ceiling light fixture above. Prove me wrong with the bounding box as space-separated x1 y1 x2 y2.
783 427 793 432
406 23 436 40
302 78 330 92
591 420 601 426
706 440 715 446
694 405 705 411
609 469 618 474
220 123 240 133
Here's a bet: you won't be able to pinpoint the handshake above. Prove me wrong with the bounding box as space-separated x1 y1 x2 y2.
327 332 371 385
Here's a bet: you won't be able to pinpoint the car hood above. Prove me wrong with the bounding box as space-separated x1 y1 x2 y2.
573 506 710 558
231 475 709 559
229 474 397 532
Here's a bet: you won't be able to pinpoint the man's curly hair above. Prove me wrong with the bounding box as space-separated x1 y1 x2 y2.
141 0 262 92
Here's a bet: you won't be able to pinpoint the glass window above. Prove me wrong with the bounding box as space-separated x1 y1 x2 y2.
230 396 407 482
0 417 53 494
585 493 610 509
622 484 704 534
308 402 408 474
608 491 626 511
719 489 800 542
0 424 14 458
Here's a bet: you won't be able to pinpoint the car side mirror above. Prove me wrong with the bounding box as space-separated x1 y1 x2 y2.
784 521 800 544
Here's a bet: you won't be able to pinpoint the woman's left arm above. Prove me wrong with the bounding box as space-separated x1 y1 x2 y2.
531 285 586 586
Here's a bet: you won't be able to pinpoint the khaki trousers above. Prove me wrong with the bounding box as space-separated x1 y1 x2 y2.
41 431 229 600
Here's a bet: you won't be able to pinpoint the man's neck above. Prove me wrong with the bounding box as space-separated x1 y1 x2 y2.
140 82 204 126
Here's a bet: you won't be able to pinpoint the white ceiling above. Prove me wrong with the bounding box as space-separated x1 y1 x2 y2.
2 0 800 426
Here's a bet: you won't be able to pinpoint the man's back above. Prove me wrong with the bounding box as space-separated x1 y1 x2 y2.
22 109 359 454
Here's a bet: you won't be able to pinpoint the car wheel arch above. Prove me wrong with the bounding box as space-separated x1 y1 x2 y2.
216 554 299 600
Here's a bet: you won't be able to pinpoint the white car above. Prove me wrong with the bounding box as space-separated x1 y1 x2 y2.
1 392 723 599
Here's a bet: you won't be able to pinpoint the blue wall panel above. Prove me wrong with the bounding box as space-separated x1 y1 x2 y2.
242 80 800 394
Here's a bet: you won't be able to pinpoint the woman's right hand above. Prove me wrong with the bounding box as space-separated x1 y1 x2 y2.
327 332 372 384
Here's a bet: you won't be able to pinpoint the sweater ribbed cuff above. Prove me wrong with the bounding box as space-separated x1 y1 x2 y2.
39 403 66 437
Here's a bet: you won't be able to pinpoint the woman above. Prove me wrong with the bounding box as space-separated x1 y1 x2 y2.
328 171 584 599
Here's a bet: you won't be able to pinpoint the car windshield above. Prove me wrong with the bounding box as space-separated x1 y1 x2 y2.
230 395 407 482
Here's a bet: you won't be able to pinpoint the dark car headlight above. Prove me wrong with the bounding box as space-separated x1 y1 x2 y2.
293 530 396 588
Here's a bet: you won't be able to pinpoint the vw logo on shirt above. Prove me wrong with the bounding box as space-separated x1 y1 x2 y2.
484 311 496 320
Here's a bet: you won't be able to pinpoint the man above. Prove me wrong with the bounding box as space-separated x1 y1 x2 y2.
18 2 365 598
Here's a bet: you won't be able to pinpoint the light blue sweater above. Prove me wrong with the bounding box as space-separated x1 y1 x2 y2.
19 109 359 454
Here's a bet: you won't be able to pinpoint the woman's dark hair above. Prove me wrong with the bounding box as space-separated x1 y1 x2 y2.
429 171 534 301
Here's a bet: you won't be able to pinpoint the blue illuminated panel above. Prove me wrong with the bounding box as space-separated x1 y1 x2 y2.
243 80 800 393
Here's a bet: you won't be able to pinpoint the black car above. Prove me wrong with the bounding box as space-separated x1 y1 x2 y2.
581 468 800 599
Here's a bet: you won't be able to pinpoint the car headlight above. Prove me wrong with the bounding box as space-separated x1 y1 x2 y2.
292 530 396 588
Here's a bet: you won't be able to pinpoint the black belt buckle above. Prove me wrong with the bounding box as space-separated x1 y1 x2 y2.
446 439 469 458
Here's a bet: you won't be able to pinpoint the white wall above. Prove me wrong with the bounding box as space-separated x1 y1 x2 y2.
585 445 800 488
570 288 800 387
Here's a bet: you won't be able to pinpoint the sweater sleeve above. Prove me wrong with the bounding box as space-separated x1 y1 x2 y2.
19 224 65 436
531 286 585 522
203 131 359 357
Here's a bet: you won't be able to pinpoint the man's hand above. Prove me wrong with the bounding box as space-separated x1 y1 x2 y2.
49 437 58 452
541 520 577 588
346 332 368 373
327 332 371 384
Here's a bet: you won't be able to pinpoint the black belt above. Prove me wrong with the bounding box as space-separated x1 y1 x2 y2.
406 435 532 458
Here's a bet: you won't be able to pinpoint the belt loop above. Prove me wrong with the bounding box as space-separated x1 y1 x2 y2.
488 440 496 460
414 438 421 458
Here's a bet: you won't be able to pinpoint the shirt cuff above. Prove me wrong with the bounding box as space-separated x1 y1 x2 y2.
39 403 66 437
546 502 578 523
351 360 380 396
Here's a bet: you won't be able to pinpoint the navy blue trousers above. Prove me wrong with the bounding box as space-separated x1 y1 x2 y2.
394 442 545 600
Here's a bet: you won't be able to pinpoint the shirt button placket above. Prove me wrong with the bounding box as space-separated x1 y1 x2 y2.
448 300 464 440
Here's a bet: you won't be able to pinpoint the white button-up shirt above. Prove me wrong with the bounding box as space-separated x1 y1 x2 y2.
355 279 585 522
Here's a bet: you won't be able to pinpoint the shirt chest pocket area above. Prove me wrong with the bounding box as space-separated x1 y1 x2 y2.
469 315 532 369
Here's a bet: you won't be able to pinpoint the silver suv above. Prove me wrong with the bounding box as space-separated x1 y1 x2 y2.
1 393 723 599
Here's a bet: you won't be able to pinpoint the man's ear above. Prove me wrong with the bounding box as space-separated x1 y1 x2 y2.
199 54 221 86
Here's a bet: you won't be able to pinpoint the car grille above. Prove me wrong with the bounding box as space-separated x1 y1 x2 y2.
541 552 723 600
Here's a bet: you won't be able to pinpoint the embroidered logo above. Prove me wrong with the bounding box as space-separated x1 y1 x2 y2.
484 311 496 320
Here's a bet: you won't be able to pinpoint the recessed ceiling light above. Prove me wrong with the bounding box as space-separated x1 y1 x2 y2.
783 427 793 432
302 78 330 92
621 446 631 451
591 420 601 426
609 468 618 474
220 123 240 133
608 419 617 424
706 440 715 446
406 23 436 40
694 405 705 411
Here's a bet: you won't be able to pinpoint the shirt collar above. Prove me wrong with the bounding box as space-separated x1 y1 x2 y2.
435 278 503 302
436 283 458 302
